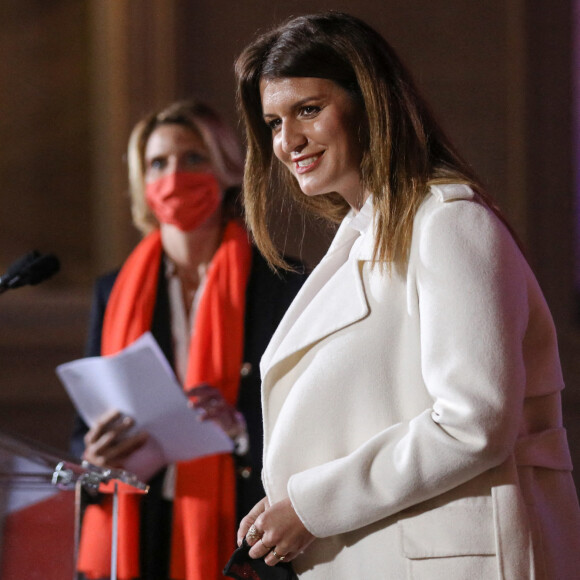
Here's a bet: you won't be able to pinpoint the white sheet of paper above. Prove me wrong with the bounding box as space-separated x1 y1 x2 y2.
56 332 233 481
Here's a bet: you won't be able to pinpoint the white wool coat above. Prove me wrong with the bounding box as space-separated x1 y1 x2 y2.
259 184 580 579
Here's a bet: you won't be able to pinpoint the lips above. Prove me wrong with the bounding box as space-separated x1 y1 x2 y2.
293 152 324 173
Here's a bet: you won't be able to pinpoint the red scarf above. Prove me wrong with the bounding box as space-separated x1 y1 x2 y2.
77 220 252 580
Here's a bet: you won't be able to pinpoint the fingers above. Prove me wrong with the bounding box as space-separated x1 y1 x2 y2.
84 429 148 468
266 547 291 566
249 535 292 566
237 497 269 546
246 498 315 566
187 384 245 437
245 523 262 544
82 410 148 468
193 396 227 419
104 431 149 464
185 383 220 405
84 409 127 444
240 522 278 561
187 384 225 418
185 382 214 396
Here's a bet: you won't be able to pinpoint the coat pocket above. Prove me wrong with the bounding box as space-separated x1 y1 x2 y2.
398 497 497 579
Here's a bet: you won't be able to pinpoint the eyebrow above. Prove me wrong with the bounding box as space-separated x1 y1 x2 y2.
145 147 206 159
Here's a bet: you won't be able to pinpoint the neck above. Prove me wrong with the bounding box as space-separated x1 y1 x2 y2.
342 187 370 214
160 210 225 292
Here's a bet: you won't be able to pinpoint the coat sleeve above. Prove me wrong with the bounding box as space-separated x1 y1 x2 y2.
287 198 533 537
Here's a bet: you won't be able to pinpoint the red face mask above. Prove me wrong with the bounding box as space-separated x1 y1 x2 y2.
145 172 221 231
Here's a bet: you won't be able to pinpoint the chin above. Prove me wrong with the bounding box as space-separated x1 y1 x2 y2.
297 181 331 198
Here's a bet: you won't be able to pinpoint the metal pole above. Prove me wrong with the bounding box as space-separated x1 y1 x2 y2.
111 482 118 580
73 480 82 580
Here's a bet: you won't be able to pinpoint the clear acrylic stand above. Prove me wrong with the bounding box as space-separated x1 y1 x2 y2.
0 429 148 580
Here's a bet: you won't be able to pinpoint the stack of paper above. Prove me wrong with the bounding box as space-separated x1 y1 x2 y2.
56 332 233 481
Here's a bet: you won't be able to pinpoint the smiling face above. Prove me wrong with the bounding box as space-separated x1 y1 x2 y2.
260 77 366 209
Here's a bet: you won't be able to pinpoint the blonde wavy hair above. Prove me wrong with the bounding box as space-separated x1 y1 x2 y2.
127 99 245 235
235 12 513 270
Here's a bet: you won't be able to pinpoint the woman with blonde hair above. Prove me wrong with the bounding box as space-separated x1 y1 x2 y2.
233 12 580 579
72 99 305 580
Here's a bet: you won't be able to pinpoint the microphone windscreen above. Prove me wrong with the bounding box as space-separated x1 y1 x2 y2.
4 251 41 279
25 254 60 285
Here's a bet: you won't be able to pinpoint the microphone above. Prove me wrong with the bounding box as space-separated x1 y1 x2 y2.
0 251 61 294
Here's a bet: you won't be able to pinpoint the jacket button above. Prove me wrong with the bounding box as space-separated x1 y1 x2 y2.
240 362 252 377
237 466 252 479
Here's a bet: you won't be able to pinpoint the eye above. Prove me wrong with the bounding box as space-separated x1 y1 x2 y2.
266 118 281 132
148 157 166 171
184 152 208 166
300 105 321 117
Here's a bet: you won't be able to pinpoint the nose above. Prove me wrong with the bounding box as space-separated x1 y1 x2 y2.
280 120 307 154
167 156 181 173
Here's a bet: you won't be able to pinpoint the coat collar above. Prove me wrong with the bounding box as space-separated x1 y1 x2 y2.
260 200 375 384
261 185 477 383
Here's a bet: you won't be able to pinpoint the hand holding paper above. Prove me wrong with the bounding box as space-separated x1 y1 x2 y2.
57 332 234 481
82 409 150 472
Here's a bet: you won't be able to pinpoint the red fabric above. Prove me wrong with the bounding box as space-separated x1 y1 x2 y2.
0 491 75 580
77 221 252 579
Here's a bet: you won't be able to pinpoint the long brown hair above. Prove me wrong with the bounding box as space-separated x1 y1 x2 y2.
235 11 511 270
127 99 245 235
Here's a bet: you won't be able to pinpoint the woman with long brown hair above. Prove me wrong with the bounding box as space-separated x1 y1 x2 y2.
234 12 580 579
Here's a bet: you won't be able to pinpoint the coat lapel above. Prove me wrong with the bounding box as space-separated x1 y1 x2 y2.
261 216 373 385
261 186 474 385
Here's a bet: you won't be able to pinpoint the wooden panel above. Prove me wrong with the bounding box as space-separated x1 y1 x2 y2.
88 0 180 275
0 0 92 286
